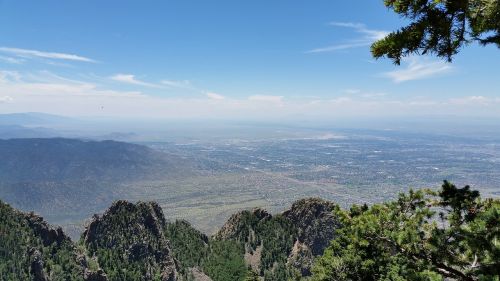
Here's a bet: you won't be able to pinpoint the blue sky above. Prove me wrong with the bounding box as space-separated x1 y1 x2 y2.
0 0 499 119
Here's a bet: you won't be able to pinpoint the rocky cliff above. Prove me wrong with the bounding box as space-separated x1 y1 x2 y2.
0 201 107 281
82 200 179 281
212 198 340 278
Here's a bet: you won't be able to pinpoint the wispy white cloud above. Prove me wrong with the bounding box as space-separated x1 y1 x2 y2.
382 57 453 83
112 74 224 100
206 92 225 100
307 22 388 53
342 88 387 99
0 95 13 103
329 22 388 41
0 70 22 82
248 95 284 103
361 92 387 99
307 42 372 53
343 88 361 94
161 79 193 89
449 95 499 106
1 70 144 99
110 74 161 88
0 47 96 63
329 97 352 104
0 55 24 64
2 70 498 119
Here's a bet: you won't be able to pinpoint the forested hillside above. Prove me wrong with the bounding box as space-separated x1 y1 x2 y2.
0 201 106 281
0 195 338 281
1 182 499 281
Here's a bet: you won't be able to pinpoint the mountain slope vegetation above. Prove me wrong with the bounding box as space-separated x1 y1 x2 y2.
0 201 105 281
312 181 500 281
82 201 178 281
0 196 339 281
0 183 498 281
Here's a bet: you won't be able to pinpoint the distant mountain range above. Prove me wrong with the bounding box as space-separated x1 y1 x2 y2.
0 113 70 139
0 138 196 182
0 138 201 228
0 113 141 141
0 112 73 127
0 124 58 139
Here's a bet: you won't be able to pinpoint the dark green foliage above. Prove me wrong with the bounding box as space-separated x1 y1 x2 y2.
372 0 500 64
81 201 177 281
40 241 85 281
0 200 84 281
215 210 299 279
0 202 33 280
164 212 298 281
212 200 338 280
439 180 480 222
312 181 500 281
3 181 497 281
202 240 247 281
164 219 254 281
257 215 297 277
216 209 271 244
263 262 293 281
164 220 209 271
244 268 261 281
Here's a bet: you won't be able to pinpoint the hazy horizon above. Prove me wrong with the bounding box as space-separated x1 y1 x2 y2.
1 1 499 121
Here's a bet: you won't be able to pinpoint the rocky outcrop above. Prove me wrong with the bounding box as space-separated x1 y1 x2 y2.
287 240 313 276
215 199 338 258
244 244 262 273
280 198 340 277
1 196 340 281
0 200 107 281
83 200 167 244
25 212 70 247
24 212 108 281
83 200 166 245
283 198 339 256
83 269 108 281
82 200 179 281
75 254 108 281
189 267 213 281
212 198 340 278
29 248 48 281
214 208 271 241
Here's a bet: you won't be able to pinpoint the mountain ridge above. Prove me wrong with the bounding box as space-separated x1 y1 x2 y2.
0 138 203 234
0 197 339 281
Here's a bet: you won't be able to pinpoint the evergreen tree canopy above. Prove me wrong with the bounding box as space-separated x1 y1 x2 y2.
372 0 500 64
312 181 500 281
